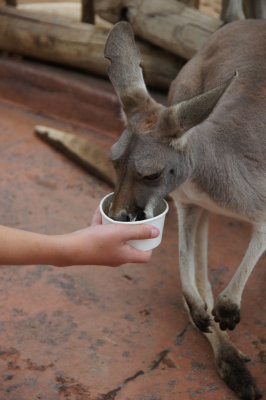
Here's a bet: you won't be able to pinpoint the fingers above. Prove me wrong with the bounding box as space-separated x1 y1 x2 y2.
122 247 153 264
91 207 102 226
117 225 160 265
87 221 160 267
121 224 160 241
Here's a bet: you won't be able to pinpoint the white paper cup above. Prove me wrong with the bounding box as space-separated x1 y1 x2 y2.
99 192 169 251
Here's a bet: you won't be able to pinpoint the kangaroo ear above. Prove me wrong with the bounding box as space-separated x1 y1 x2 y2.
160 72 237 138
104 21 152 116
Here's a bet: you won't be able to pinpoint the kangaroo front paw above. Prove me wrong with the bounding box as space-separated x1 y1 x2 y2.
183 294 211 333
191 306 212 333
212 296 240 331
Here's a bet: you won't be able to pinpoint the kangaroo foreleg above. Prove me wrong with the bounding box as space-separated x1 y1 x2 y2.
193 209 213 309
177 203 211 332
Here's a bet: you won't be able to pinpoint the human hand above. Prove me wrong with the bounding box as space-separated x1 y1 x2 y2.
57 207 159 267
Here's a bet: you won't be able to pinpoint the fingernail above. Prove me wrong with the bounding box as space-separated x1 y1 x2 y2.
151 228 159 238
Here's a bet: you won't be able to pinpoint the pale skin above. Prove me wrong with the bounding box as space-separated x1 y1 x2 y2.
0 207 159 267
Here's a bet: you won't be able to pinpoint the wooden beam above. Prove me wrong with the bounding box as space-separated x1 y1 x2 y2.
35 125 116 187
18 2 82 22
0 5 183 90
95 0 223 59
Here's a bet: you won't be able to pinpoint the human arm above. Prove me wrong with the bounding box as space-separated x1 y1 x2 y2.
0 208 159 267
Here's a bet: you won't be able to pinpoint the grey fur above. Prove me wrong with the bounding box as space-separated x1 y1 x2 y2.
104 21 148 108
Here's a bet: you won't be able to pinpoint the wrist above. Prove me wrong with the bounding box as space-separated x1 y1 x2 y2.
49 230 96 267
47 234 72 267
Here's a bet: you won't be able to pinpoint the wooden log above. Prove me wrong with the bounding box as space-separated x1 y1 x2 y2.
0 5 183 90
18 3 113 29
95 0 223 59
35 125 116 187
18 2 82 22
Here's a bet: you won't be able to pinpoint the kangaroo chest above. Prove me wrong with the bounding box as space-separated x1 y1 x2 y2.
172 180 250 222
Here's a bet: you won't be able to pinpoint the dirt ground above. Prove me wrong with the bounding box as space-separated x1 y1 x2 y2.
0 1 265 400
0 55 265 400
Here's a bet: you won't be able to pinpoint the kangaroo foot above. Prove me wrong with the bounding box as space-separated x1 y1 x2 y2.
183 294 211 333
216 343 262 400
212 296 240 331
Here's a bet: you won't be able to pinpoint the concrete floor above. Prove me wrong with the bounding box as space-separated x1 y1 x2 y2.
0 57 265 400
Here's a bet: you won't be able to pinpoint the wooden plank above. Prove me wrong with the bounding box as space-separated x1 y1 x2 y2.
95 0 223 59
0 5 183 89
35 125 116 187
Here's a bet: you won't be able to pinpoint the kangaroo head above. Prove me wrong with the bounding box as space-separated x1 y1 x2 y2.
104 22 235 221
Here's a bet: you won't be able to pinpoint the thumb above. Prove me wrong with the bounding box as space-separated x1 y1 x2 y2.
91 207 102 226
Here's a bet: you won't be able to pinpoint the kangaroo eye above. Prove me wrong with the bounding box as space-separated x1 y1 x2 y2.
143 172 162 181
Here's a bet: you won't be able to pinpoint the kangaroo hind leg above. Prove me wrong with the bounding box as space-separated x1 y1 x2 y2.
212 223 266 331
193 212 262 400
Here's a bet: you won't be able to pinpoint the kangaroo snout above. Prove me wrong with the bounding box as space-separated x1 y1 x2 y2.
109 203 146 222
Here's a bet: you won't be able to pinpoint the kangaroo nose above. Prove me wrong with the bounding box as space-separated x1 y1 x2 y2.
113 210 130 222
113 207 146 222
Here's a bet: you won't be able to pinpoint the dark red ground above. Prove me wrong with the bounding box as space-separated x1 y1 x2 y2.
0 56 264 400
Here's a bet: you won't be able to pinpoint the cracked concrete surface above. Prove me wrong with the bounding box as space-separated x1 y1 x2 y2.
0 59 265 400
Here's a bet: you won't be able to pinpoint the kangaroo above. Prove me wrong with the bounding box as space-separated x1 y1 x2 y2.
104 20 265 399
